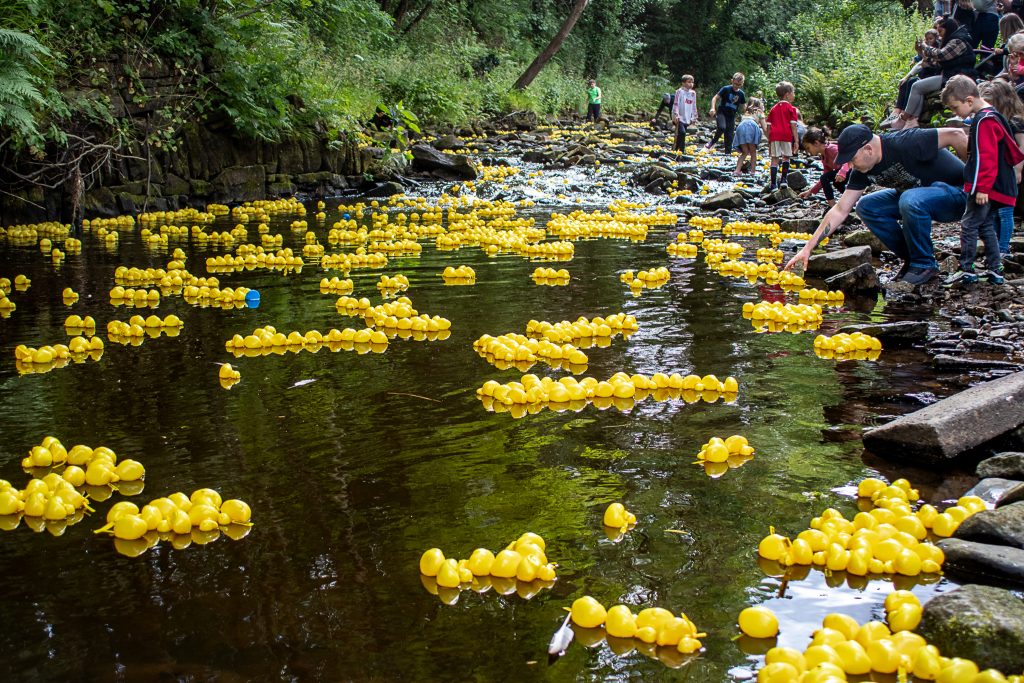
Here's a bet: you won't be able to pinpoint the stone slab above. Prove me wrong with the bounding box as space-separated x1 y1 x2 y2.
938 538 1024 586
807 245 872 277
862 371 1024 463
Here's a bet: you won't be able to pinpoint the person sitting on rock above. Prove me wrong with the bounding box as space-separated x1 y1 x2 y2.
900 16 978 130
881 29 941 131
784 123 969 287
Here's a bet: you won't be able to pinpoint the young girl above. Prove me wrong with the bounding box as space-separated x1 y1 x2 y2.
672 75 699 152
978 78 1024 256
732 98 765 176
798 128 849 207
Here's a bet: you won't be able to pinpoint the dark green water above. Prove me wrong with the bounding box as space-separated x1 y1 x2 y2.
0 195 971 681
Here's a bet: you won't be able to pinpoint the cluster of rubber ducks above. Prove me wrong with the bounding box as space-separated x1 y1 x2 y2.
182 285 257 309
757 477 984 579
369 239 422 256
376 273 410 293
0 475 91 525
710 258 784 280
688 216 722 231
205 250 305 271
813 332 883 361
543 207 675 241
531 266 570 284
756 247 784 263
795 289 843 305
743 301 824 332
769 231 827 248
474 333 589 368
19 436 145 488
0 287 17 315
569 597 705 655
319 277 354 294
723 221 780 236
620 267 670 293
702 238 745 257
441 265 476 283
695 435 756 477
525 314 638 343
225 325 390 356
666 242 698 257
106 314 185 344
95 489 252 556
517 240 575 259
320 250 389 272
478 372 739 417
478 164 521 183
109 286 161 308
13 337 105 374
419 531 557 591
754 597 1020 682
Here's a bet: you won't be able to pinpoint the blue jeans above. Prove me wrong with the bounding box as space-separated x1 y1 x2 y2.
855 183 968 270
997 205 1014 255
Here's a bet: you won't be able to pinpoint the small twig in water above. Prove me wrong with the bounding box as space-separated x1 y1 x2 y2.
387 392 440 402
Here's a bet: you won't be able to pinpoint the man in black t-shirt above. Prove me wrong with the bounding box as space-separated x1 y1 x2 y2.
784 124 969 285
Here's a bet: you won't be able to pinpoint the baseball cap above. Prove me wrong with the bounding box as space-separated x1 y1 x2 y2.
835 124 873 166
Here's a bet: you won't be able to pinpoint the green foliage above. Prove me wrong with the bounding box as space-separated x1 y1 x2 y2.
753 1 930 127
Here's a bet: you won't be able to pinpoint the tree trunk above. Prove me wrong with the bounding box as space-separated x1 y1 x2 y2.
512 0 589 90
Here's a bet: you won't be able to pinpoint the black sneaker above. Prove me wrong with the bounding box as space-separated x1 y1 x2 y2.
894 261 910 282
902 267 939 285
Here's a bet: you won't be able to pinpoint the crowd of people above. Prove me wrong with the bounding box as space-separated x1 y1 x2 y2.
585 1 1024 288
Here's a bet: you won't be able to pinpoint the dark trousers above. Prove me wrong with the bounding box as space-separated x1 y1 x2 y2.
896 77 917 111
586 103 601 122
960 198 1004 272
674 123 688 151
709 110 736 151
819 169 847 201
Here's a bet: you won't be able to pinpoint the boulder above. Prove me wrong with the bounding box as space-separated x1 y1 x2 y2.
764 186 799 205
843 229 887 255
364 181 404 197
978 452 1024 480
701 190 745 211
953 502 1024 549
823 263 878 294
919 583 1024 671
967 478 1024 508
164 173 190 197
837 321 928 347
806 245 872 277
648 164 677 182
862 371 1024 463
432 134 462 151
785 171 808 192
410 144 478 180
780 218 818 232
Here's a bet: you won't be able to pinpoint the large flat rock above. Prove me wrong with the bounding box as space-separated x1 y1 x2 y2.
919 584 1024 672
824 263 878 294
978 452 1024 480
838 321 928 347
701 190 745 211
410 144 478 180
807 245 872 277
938 538 1024 587
862 371 1024 463
953 502 1024 549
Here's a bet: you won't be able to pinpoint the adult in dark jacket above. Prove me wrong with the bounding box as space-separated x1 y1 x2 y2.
902 16 978 128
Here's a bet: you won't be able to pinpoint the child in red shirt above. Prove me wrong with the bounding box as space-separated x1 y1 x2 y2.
765 81 799 190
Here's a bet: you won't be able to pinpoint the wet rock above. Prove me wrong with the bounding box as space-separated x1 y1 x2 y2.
432 134 462 151
164 173 190 196
701 190 745 211
364 181 404 197
837 321 928 347
780 218 818 232
410 144 478 180
862 371 1024 463
824 263 878 294
764 186 799 205
919 583 1024 671
978 452 1024 480
785 171 808 192
967 478 1024 507
806 245 872 277
644 178 666 194
843 229 887 255
647 164 677 182
932 354 1020 370
954 502 1024 549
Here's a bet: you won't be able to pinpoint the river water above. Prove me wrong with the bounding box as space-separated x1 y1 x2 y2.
0 154 980 681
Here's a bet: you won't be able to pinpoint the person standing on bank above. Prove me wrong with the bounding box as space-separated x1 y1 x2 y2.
586 79 602 123
783 124 969 286
706 73 746 152
672 75 699 153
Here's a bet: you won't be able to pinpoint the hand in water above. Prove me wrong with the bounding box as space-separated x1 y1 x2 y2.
783 249 809 273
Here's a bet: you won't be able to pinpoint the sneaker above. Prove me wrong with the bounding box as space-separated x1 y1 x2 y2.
985 268 1006 285
943 269 979 287
704 142 714 151
879 111 900 130
890 261 910 283
903 267 940 285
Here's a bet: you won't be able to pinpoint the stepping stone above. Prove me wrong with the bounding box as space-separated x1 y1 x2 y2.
920 583 1024 672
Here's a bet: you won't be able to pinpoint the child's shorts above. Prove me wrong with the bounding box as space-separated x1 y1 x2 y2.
769 141 794 158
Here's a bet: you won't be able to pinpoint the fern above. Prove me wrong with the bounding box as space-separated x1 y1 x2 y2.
0 27 50 147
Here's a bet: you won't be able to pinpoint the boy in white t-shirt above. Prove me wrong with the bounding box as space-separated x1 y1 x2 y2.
672 75 698 152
